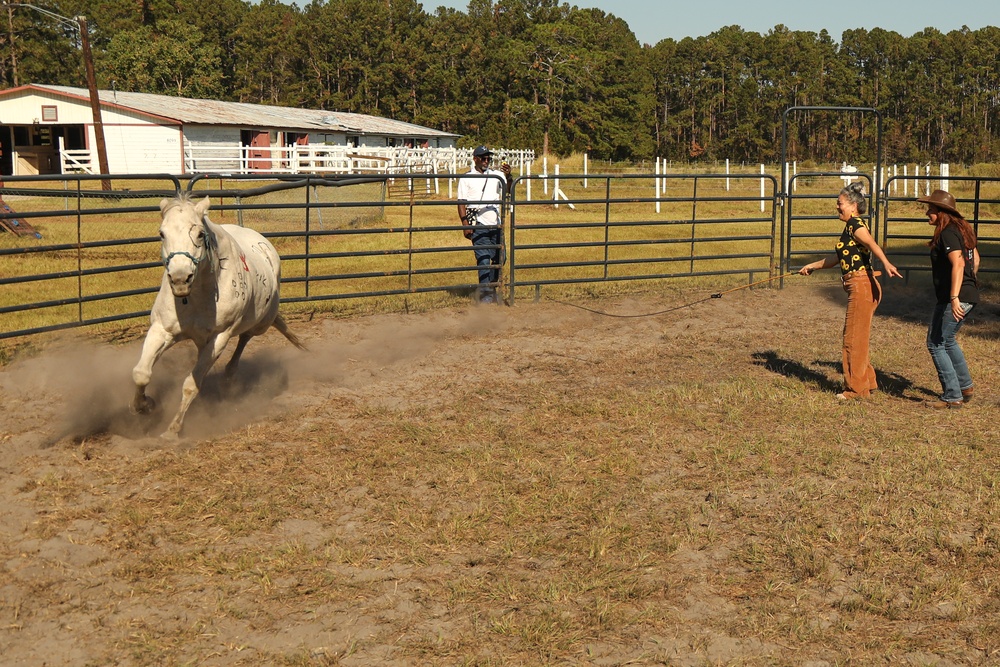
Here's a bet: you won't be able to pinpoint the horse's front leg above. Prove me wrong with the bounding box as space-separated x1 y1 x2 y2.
162 332 231 440
131 323 175 415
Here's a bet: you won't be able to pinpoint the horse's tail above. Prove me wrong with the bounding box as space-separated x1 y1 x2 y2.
273 314 307 350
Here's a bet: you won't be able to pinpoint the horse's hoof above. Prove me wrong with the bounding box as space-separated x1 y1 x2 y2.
159 429 180 442
130 396 156 416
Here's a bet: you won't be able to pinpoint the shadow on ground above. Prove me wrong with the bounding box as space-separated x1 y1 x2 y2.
752 351 937 401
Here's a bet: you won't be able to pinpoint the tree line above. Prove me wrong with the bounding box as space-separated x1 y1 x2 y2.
2 0 998 165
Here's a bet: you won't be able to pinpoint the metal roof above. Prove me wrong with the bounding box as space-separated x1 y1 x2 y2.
24 84 459 138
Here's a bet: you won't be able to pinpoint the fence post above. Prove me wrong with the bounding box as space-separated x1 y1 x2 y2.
449 152 457 199
553 164 560 209
760 164 765 213
655 158 661 214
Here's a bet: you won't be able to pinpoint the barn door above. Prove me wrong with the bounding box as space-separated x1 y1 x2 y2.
283 133 309 170
241 130 271 172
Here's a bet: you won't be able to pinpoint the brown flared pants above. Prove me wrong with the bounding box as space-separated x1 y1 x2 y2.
841 270 882 398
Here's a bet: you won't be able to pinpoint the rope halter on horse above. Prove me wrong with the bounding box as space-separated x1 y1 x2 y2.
161 218 213 271
160 218 215 303
162 250 202 268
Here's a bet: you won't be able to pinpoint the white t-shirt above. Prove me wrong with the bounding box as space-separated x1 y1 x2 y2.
457 168 506 226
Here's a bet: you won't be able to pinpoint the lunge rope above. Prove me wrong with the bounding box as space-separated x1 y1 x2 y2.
547 272 799 319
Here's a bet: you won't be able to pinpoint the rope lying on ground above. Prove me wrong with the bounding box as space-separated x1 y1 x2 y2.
547 272 799 319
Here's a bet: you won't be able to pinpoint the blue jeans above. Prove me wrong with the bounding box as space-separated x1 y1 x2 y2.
927 301 974 402
470 226 504 301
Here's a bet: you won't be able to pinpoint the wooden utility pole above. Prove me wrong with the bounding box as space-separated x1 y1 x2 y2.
5 5 18 85
3 4 111 189
76 15 110 190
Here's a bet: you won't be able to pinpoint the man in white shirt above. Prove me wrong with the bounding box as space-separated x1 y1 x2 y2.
457 145 511 304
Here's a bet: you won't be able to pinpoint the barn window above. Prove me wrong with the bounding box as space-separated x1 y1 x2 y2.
41 105 58 122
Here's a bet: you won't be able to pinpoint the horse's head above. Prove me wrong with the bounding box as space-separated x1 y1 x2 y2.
159 195 215 297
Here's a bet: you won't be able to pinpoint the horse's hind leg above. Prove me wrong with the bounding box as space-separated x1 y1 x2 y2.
131 323 175 415
224 333 252 378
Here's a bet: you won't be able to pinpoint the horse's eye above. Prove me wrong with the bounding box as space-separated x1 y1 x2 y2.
159 231 165 239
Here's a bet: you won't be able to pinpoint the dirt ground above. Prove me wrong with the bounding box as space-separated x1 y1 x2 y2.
1 279 998 666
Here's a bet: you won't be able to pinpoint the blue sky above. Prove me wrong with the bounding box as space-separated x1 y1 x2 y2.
425 0 1000 46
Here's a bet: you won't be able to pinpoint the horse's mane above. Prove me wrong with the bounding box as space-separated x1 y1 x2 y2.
160 191 199 214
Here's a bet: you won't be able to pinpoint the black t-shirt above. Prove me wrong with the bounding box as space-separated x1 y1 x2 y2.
930 225 978 304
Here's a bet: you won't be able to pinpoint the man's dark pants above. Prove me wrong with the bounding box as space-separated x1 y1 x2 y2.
470 225 503 303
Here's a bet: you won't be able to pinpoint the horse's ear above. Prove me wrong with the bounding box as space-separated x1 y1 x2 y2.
195 196 211 218
159 198 172 214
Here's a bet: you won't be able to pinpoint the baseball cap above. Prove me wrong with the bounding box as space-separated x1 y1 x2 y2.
472 145 493 158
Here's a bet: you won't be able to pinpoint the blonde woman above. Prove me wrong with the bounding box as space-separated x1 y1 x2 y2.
799 182 902 399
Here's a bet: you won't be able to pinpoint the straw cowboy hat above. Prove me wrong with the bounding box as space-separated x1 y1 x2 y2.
917 189 963 217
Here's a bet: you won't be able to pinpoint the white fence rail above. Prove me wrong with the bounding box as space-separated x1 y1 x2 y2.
58 134 95 176
56 144 535 177
60 150 94 174
181 145 535 176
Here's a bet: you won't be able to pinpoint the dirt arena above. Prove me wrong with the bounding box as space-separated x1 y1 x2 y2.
2 279 999 665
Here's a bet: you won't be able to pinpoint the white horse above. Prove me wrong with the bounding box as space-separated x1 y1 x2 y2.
131 194 305 438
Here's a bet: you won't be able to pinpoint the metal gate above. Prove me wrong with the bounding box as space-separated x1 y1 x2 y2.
779 106 884 278
779 106 1000 282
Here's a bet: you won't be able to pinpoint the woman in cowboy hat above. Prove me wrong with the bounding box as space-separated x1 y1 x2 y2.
918 189 980 409
798 182 902 400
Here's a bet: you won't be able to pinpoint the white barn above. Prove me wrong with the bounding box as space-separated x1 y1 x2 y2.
0 84 461 177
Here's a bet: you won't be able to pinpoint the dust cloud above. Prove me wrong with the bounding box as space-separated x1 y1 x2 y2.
0 306 513 448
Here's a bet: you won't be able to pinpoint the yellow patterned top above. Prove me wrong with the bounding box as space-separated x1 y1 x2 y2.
837 216 872 276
